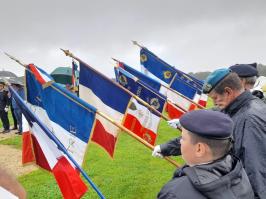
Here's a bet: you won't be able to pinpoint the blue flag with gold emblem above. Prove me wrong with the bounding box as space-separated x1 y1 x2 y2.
140 48 203 99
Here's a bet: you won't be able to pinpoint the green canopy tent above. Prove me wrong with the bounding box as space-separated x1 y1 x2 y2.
50 67 73 85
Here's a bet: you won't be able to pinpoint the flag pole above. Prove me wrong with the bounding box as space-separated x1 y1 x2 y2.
113 58 204 109
4 53 106 199
112 58 187 114
60 50 180 167
51 79 181 168
8 86 106 199
5 53 181 168
95 109 181 167
161 84 205 109
60 49 170 121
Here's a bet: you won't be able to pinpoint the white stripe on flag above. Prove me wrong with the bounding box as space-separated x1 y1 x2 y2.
163 87 191 111
30 122 61 169
126 98 161 133
79 84 124 137
27 103 87 166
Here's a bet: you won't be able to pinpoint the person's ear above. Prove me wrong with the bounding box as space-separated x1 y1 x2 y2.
195 143 206 157
224 87 233 96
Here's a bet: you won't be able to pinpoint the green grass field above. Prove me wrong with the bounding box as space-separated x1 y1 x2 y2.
0 99 213 199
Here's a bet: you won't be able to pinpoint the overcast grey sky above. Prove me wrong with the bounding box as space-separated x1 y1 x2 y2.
0 0 265 77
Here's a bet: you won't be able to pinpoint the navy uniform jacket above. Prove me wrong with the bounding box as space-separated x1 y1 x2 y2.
158 155 254 199
160 91 266 199
0 90 9 111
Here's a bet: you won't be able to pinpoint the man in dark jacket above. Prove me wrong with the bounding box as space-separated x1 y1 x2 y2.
0 81 10 133
157 110 254 199
153 69 266 198
229 63 258 91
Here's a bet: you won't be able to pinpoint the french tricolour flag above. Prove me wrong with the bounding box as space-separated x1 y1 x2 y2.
21 64 100 198
115 67 166 145
79 62 132 157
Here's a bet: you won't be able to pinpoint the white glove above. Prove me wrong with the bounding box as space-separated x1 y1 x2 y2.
4 106 8 113
152 145 163 158
167 119 181 129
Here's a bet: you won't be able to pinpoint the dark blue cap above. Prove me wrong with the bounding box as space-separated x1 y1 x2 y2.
229 64 258 77
180 110 233 140
203 68 231 94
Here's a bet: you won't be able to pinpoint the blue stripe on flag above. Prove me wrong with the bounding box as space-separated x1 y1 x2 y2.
140 48 203 90
140 48 176 84
121 62 161 92
170 76 197 99
26 69 96 143
115 67 166 113
79 62 131 114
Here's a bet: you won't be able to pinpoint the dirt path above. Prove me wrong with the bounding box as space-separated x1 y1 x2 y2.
0 131 37 177
0 130 19 141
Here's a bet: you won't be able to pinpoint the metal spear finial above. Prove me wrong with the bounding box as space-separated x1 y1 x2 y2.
60 48 74 58
4 52 27 67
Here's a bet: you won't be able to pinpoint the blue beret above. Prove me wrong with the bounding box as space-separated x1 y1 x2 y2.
203 68 231 94
229 64 258 77
180 110 233 140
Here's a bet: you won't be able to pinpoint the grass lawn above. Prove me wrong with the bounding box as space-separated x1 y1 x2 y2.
1 99 213 199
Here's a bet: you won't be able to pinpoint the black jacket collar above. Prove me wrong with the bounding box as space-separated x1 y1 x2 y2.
223 91 255 116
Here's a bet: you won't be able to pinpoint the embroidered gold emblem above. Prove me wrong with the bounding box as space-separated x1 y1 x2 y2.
150 98 160 110
164 71 172 79
140 54 147 63
119 75 128 86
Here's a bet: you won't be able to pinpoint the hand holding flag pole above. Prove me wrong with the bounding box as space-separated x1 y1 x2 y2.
4 53 106 199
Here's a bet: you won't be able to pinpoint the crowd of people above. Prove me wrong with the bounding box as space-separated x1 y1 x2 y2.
154 63 266 199
0 78 24 135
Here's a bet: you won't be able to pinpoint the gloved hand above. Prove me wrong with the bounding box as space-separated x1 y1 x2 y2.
152 145 163 158
4 106 8 113
167 119 181 129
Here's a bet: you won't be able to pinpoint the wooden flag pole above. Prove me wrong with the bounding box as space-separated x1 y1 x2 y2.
112 58 187 114
5 52 181 168
161 84 205 109
95 109 181 168
61 49 170 121
113 57 204 110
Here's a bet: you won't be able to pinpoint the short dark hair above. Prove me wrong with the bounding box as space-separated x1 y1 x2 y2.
189 132 232 159
241 76 257 87
213 73 242 94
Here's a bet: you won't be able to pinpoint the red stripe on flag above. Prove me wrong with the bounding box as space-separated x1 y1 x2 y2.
117 62 124 69
53 157 88 199
31 135 51 171
188 103 197 111
123 114 157 145
167 102 184 119
28 64 46 85
22 131 35 164
198 100 207 107
92 119 117 158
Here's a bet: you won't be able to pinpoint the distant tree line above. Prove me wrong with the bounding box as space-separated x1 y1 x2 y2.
189 64 266 80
